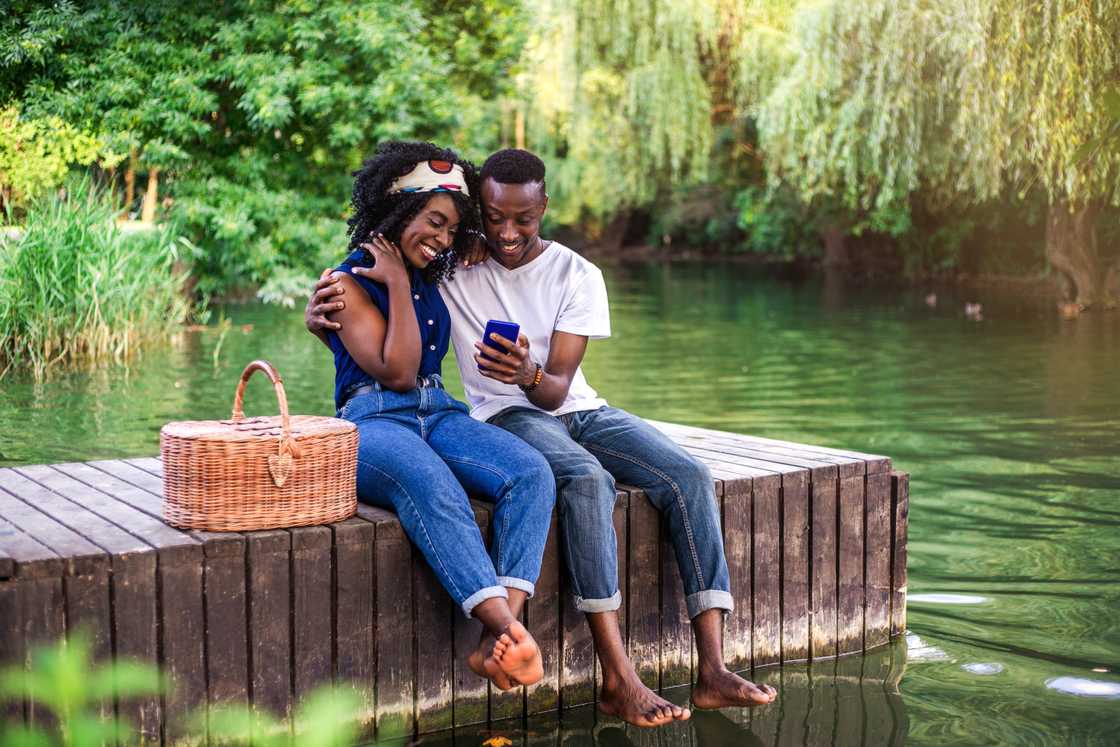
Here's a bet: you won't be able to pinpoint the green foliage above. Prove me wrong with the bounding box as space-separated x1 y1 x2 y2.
0 179 194 377
0 633 163 747
518 0 723 227
0 106 105 215
754 0 1120 215
2 0 524 297
734 185 819 258
203 688 362 747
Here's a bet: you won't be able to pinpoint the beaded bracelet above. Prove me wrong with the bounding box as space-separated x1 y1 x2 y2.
520 363 544 392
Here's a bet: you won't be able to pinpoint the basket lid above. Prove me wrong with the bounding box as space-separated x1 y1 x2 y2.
160 415 354 443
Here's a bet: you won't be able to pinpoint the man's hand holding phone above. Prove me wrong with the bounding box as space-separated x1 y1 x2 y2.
474 320 537 387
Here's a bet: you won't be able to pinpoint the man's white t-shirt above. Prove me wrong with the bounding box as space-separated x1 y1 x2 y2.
439 241 611 422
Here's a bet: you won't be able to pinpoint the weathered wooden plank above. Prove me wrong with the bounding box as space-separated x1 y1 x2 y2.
19 576 67 731
721 475 753 672
837 473 865 655
625 486 659 690
247 530 293 726
0 471 107 575
413 534 454 732
527 510 562 715
0 578 24 724
890 472 909 638
369 510 414 740
864 472 893 650
49 462 191 548
9 465 162 742
779 467 812 665
196 530 249 720
808 476 839 662
290 526 332 703
452 504 490 729
649 420 891 474
751 472 782 668
0 470 114 724
78 460 205 745
659 483 692 688
332 515 376 728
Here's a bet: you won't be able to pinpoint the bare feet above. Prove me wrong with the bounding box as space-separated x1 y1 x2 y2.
491 620 543 687
692 668 777 709
598 674 690 727
466 635 514 690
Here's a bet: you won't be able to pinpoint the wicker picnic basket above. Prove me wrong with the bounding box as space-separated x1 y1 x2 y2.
160 360 358 531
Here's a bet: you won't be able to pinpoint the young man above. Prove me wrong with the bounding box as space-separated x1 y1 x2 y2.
306 149 777 727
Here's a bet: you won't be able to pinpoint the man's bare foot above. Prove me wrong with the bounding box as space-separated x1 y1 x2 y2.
598 674 690 727
466 635 514 690
692 668 777 709
490 621 543 687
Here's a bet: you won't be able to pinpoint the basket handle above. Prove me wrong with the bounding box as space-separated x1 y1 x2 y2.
231 360 292 445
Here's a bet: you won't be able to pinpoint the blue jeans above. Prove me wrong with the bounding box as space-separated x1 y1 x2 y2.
489 406 732 619
340 377 556 617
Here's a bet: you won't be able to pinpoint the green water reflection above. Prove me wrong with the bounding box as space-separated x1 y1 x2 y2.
2 261 1119 744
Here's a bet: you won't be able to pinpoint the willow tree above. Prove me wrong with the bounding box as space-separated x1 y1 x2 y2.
754 0 1120 305
516 0 725 230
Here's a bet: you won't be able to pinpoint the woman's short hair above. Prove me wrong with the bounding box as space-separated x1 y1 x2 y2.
348 141 481 283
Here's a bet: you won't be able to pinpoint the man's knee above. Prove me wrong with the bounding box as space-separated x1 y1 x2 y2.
555 458 616 508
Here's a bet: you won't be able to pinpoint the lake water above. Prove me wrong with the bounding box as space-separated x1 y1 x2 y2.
2 260 1118 745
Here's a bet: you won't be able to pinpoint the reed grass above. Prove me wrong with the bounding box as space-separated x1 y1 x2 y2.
0 180 194 378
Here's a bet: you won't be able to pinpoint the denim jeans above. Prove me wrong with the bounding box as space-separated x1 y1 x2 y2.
340 377 556 617
489 406 732 619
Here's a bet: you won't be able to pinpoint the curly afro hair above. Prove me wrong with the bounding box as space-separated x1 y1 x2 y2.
347 141 481 284
480 148 546 187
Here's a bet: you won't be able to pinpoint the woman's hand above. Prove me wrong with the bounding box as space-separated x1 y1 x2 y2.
306 268 346 334
474 332 536 386
361 233 408 285
461 232 490 268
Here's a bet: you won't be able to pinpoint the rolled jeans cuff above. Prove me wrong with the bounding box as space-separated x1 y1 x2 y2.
462 585 509 619
497 576 536 598
686 589 734 619
574 589 622 613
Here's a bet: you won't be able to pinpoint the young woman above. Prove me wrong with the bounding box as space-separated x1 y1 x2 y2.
324 141 551 689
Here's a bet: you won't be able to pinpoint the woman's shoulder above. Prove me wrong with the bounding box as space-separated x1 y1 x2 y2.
335 250 388 299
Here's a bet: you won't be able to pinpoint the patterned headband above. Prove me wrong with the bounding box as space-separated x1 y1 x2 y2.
388 159 470 197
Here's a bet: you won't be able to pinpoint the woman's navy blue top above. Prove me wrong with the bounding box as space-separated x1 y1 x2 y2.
327 249 450 408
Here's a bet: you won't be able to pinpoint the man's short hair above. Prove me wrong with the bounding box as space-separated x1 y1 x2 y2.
480 148 546 185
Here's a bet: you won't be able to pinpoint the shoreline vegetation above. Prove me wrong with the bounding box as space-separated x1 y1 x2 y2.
1 0 1117 377
0 182 195 378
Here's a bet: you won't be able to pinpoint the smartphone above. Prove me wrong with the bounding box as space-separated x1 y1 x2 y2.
479 319 520 368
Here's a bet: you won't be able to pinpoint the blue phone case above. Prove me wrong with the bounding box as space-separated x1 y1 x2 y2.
480 319 520 366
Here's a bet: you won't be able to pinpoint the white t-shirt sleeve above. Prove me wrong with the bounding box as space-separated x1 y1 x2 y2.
555 267 611 339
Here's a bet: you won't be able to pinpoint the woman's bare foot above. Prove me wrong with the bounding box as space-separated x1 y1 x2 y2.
692 668 777 709
466 635 514 690
490 621 543 687
598 673 690 727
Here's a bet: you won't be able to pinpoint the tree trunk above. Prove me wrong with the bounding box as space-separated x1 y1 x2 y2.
124 149 137 213
820 224 849 267
1045 201 1110 307
141 168 159 223
514 109 525 150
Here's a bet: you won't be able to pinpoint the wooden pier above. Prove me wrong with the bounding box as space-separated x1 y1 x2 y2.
0 421 909 745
